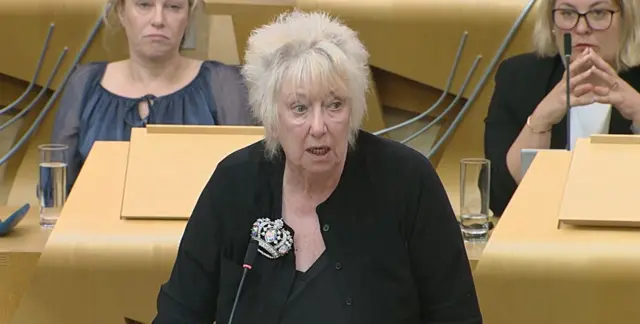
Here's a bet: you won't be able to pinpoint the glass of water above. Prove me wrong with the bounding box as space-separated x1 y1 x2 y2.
37 144 68 228
459 158 491 242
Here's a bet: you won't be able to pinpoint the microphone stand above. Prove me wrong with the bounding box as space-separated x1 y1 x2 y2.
564 33 572 150
228 241 258 324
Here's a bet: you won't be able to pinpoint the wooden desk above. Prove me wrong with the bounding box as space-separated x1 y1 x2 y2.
474 150 640 324
0 205 51 324
12 141 485 323
11 142 185 323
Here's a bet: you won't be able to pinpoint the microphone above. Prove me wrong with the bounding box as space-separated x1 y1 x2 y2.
564 33 572 150
227 240 259 324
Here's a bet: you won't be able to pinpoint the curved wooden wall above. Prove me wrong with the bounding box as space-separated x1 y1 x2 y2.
203 0 539 207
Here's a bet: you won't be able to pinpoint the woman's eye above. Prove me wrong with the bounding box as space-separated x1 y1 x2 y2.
328 101 343 110
292 105 307 114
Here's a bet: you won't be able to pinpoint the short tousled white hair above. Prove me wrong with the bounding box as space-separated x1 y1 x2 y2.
241 10 371 158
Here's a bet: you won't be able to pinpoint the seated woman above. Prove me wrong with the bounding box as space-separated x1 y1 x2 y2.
52 0 254 193
153 10 482 324
484 0 640 216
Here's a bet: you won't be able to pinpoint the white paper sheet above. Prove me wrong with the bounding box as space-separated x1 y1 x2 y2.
569 102 611 150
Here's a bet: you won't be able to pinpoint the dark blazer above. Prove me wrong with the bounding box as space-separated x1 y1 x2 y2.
484 52 640 217
153 131 482 324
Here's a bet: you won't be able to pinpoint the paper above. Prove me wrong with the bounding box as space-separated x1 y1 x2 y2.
569 102 611 150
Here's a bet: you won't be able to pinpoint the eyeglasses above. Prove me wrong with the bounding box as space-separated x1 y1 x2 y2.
552 8 620 31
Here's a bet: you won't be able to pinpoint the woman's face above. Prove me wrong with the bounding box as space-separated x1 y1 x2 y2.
118 0 190 60
276 79 351 175
553 0 621 65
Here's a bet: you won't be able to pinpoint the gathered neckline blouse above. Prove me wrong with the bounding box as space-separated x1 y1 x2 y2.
51 60 255 193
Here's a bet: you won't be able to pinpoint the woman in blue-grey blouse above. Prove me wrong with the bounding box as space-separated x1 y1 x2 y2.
52 0 254 193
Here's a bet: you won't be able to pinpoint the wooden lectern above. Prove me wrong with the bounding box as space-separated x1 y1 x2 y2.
558 135 640 227
120 125 265 220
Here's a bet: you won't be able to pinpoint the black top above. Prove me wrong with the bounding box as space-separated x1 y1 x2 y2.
153 130 482 324
279 251 348 324
483 52 640 217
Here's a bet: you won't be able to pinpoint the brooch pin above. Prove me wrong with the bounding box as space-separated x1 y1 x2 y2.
250 218 294 259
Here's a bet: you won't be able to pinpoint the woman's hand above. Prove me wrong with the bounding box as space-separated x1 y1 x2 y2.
529 49 596 131
588 49 640 124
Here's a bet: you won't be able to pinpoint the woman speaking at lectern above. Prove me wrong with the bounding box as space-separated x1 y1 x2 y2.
51 0 254 194
154 11 482 324
484 0 640 217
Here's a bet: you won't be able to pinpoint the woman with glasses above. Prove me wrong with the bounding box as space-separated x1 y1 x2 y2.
483 0 640 217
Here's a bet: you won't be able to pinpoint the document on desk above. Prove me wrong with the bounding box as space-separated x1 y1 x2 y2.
569 102 611 150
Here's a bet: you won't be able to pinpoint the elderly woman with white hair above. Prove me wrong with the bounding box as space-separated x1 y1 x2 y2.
154 11 482 324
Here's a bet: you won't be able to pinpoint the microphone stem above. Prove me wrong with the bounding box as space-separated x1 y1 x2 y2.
228 268 249 324
565 54 571 150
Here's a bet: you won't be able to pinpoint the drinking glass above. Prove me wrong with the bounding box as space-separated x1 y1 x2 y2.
37 144 68 228
459 158 491 242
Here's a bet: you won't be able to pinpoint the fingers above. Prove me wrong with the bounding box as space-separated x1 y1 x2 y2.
571 93 596 106
592 95 611 104
573 83 594 97
569 66 593 89
568 49 594 76
588 48 618 76
592 86 610 96
590 67 618 88
592 86 613 104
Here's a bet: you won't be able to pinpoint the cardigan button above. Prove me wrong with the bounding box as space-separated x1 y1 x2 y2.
335 262 342 270
345 298 353 306
322 224 330 232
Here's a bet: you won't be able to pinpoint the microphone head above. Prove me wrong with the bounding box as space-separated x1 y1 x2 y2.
243 240 259 267
563 33 572 57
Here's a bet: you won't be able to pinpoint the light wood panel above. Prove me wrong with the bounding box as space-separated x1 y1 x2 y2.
475 150 640 324
121 126 264 220
558 136 640 227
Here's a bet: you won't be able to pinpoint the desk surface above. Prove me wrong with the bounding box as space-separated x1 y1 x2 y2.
0 205 52 324
12 141 484 323
474 150 640 324
0 205 50 253
12 142 185 324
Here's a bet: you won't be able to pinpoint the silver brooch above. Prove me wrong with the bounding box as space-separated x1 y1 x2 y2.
250 218 293 259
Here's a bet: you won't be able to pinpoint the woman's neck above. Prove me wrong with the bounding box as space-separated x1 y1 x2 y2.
126 54 186 86
283 162 344 204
